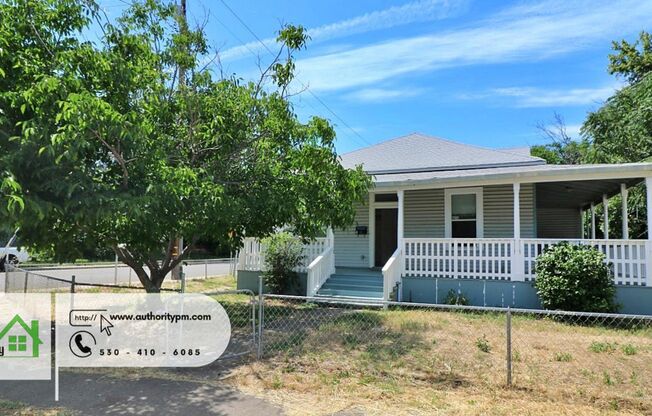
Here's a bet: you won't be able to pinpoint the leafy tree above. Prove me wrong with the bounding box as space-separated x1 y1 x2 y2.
584 31 652 163
534 242 618 313
0 0 370 292
581 31 652 239
608 31 652 84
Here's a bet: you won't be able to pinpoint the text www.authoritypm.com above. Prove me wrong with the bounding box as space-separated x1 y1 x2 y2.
108 312 212 324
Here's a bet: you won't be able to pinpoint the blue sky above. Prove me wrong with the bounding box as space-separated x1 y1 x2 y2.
101 0 652 154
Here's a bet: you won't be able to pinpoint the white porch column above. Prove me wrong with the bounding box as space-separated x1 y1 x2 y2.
512 183 524 281
646 177 652 284
621 184 629 240
326 227 335 275
579 208 584 239
513 183 521 240
368 192 375 268
397 190 404 249
590 203 596 239
602 194 609 240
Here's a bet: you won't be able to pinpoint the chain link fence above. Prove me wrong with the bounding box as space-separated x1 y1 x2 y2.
4 264 650 410
3 265 180 293
510 309 652 411
257 293 652 412
203 289 258 360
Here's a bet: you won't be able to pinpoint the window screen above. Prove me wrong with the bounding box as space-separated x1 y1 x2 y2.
451 193 477 237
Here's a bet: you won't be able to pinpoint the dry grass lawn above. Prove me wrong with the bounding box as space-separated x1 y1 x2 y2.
229 300 652 416
57 278 652 415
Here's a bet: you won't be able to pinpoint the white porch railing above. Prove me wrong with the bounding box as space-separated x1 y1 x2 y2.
239 238 265 271
403 238 649 286
382 246 403 301
403 238 513 280
306 246 335 297
522 239 648 286
238 236 331 273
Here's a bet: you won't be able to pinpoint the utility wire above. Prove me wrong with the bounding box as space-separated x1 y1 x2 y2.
217 0 372 147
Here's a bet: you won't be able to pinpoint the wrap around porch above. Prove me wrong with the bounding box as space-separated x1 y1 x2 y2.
238 169 652 303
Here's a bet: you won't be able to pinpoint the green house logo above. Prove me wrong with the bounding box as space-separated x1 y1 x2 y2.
0 314 43 358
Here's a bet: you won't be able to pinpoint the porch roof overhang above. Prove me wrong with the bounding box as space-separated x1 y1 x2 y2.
372 162 652 191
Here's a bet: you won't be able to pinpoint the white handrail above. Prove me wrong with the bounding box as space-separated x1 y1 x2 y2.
382 246 403 301
306 246 334 297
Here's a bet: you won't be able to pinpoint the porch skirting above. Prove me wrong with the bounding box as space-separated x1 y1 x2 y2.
401 276 652 316
236 270 308 295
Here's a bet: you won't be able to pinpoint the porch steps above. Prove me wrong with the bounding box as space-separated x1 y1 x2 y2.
316 268 383 299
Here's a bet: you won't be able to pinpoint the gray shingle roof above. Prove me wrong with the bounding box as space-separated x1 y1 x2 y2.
372 163 652 188
340 133 545 174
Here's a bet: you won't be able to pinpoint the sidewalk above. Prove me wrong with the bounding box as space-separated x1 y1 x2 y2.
0 372 283 415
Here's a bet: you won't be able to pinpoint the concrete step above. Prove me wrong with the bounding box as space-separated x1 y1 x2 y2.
321 281 382 290
327 274 382 283
313 293 385 303
334 268 383 277
316 287 383 298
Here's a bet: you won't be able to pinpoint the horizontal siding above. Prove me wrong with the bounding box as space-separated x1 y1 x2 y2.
335 185 538 267
334 202 370 267
483 184 535 238
404 185 535 239
537 207 582 238
404 189 444 238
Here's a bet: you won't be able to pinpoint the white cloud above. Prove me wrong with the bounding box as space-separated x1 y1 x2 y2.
294 0 652 92
563 124 583 137
219 0 467 61
486 84 621 107
344 87 423 102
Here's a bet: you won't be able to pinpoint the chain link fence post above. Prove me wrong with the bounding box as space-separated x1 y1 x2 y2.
257 275 264 359
506 306 512 387
71 274 76 293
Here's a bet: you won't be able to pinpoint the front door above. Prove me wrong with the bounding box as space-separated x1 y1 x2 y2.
375 208 398 267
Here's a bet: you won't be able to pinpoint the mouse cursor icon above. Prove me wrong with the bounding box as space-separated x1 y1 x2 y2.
100 315 114 336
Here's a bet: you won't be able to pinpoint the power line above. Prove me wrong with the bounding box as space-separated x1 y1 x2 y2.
217 0 372 147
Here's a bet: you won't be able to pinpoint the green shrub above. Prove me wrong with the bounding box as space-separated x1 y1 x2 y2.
554 352 573 362
262 232 304 294
475 335 491 353
444 289 469 305
590 341 617 353
621 344 638 356
534 242 618 313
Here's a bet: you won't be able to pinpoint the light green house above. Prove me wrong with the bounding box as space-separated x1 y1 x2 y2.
238 133 652 313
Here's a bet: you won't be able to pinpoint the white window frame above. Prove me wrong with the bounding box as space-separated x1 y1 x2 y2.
444 187 484 238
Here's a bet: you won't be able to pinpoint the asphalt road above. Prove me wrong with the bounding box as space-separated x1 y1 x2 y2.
0 372 283 415
4 260 233 290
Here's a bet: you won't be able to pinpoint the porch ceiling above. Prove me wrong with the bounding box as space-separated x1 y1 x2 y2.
536 178 643 209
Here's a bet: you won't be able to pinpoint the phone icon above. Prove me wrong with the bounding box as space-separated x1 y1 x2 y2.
69 331 96 358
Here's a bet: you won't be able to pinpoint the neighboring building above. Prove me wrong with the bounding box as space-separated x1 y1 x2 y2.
238 133 652 314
